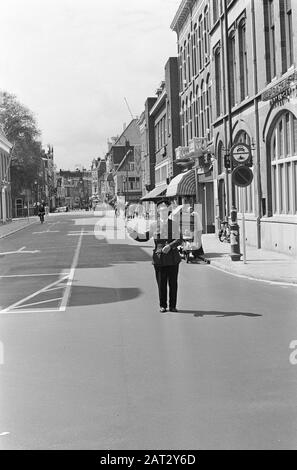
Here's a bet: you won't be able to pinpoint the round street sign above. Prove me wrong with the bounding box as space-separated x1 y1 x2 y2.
232 166 253 187
231 142 251 164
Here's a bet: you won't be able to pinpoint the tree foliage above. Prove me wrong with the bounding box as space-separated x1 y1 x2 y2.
0 91 43 197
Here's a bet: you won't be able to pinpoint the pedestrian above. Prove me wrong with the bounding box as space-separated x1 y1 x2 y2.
127 201 182 313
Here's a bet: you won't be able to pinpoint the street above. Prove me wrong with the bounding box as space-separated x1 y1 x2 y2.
0 210 297 450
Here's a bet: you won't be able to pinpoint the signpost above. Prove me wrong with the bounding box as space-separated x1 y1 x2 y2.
231 143 253 264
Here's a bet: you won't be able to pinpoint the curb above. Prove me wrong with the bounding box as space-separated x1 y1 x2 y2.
0 219 39 240
206 258 297 287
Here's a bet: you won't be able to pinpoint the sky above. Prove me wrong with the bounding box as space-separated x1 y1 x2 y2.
0 0 181 170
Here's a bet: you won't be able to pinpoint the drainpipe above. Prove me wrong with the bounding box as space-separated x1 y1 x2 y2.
251 0 262 249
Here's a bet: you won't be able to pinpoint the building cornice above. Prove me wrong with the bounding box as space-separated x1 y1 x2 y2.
170 0 196 33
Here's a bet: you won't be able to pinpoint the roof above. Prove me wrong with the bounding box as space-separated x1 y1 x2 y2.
110 119 138 148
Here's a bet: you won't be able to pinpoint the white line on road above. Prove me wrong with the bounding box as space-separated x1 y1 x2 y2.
32 231 60 234
0 273 70 278
60 229 84 311
0 246 40 255
13 297 63 309
0 432 10 436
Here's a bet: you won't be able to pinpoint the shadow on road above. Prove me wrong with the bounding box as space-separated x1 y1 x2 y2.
178 310 262 318
69 285 141 307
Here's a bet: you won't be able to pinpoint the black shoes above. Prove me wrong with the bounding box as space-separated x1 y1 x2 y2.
159 307 178 313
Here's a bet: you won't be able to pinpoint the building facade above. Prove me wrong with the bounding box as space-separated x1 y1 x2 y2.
104 119 142 204
210 0 297 255
171 0 216 233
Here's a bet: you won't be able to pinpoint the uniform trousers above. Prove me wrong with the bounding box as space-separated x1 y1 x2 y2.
154 264 179 309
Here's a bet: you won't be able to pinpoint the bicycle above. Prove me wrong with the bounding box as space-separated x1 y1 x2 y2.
218 220 230 243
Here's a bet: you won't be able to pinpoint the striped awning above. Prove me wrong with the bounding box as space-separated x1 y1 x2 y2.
166 170 196 197
141 183 167 201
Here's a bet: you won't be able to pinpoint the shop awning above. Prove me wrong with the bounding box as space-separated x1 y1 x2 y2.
141 183 168 201
166 169 196 197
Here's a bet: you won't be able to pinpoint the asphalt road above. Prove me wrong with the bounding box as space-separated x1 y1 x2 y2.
0 211 297 449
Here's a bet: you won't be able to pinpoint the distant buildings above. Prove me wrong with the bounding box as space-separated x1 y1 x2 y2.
103 119 142 204
0 127 13 222
57 169 92 210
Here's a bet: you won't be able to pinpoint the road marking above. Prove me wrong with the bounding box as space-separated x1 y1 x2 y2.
0 247 40 255
0 274 69 314
32 230 60 234
0 309 60 315
0 432 10 436
60 229 84 311
13 297 63 309
67 232 95 236
0 273 70 278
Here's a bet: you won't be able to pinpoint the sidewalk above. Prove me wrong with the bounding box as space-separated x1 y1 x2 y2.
0 217 39 240
202 234 297 285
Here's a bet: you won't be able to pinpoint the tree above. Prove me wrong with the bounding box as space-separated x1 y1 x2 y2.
0 91 43 199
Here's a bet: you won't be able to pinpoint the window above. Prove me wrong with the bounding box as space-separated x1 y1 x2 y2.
200 80 206 137
263 0 276 83
195 86 200 137
189 93 193 140
217 140 224 175
206 74 212 138
192 24 198 76
228 31 237 107
185 98 189 145
239 19 248 100
204 7 210 63
214 46 222 117
198 16 203 71
280 0 294 74
213 0 219 23
269 112 297 215
187 34 192 81
183 42 187 87
181 101 185 145
179 47 183 90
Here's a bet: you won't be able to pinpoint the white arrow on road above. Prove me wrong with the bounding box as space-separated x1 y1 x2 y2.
0 246 40 255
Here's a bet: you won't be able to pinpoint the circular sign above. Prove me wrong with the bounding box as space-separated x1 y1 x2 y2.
231 143 251 164
232 166 253 187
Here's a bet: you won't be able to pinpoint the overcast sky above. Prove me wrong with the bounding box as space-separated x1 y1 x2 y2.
0 0 180 170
